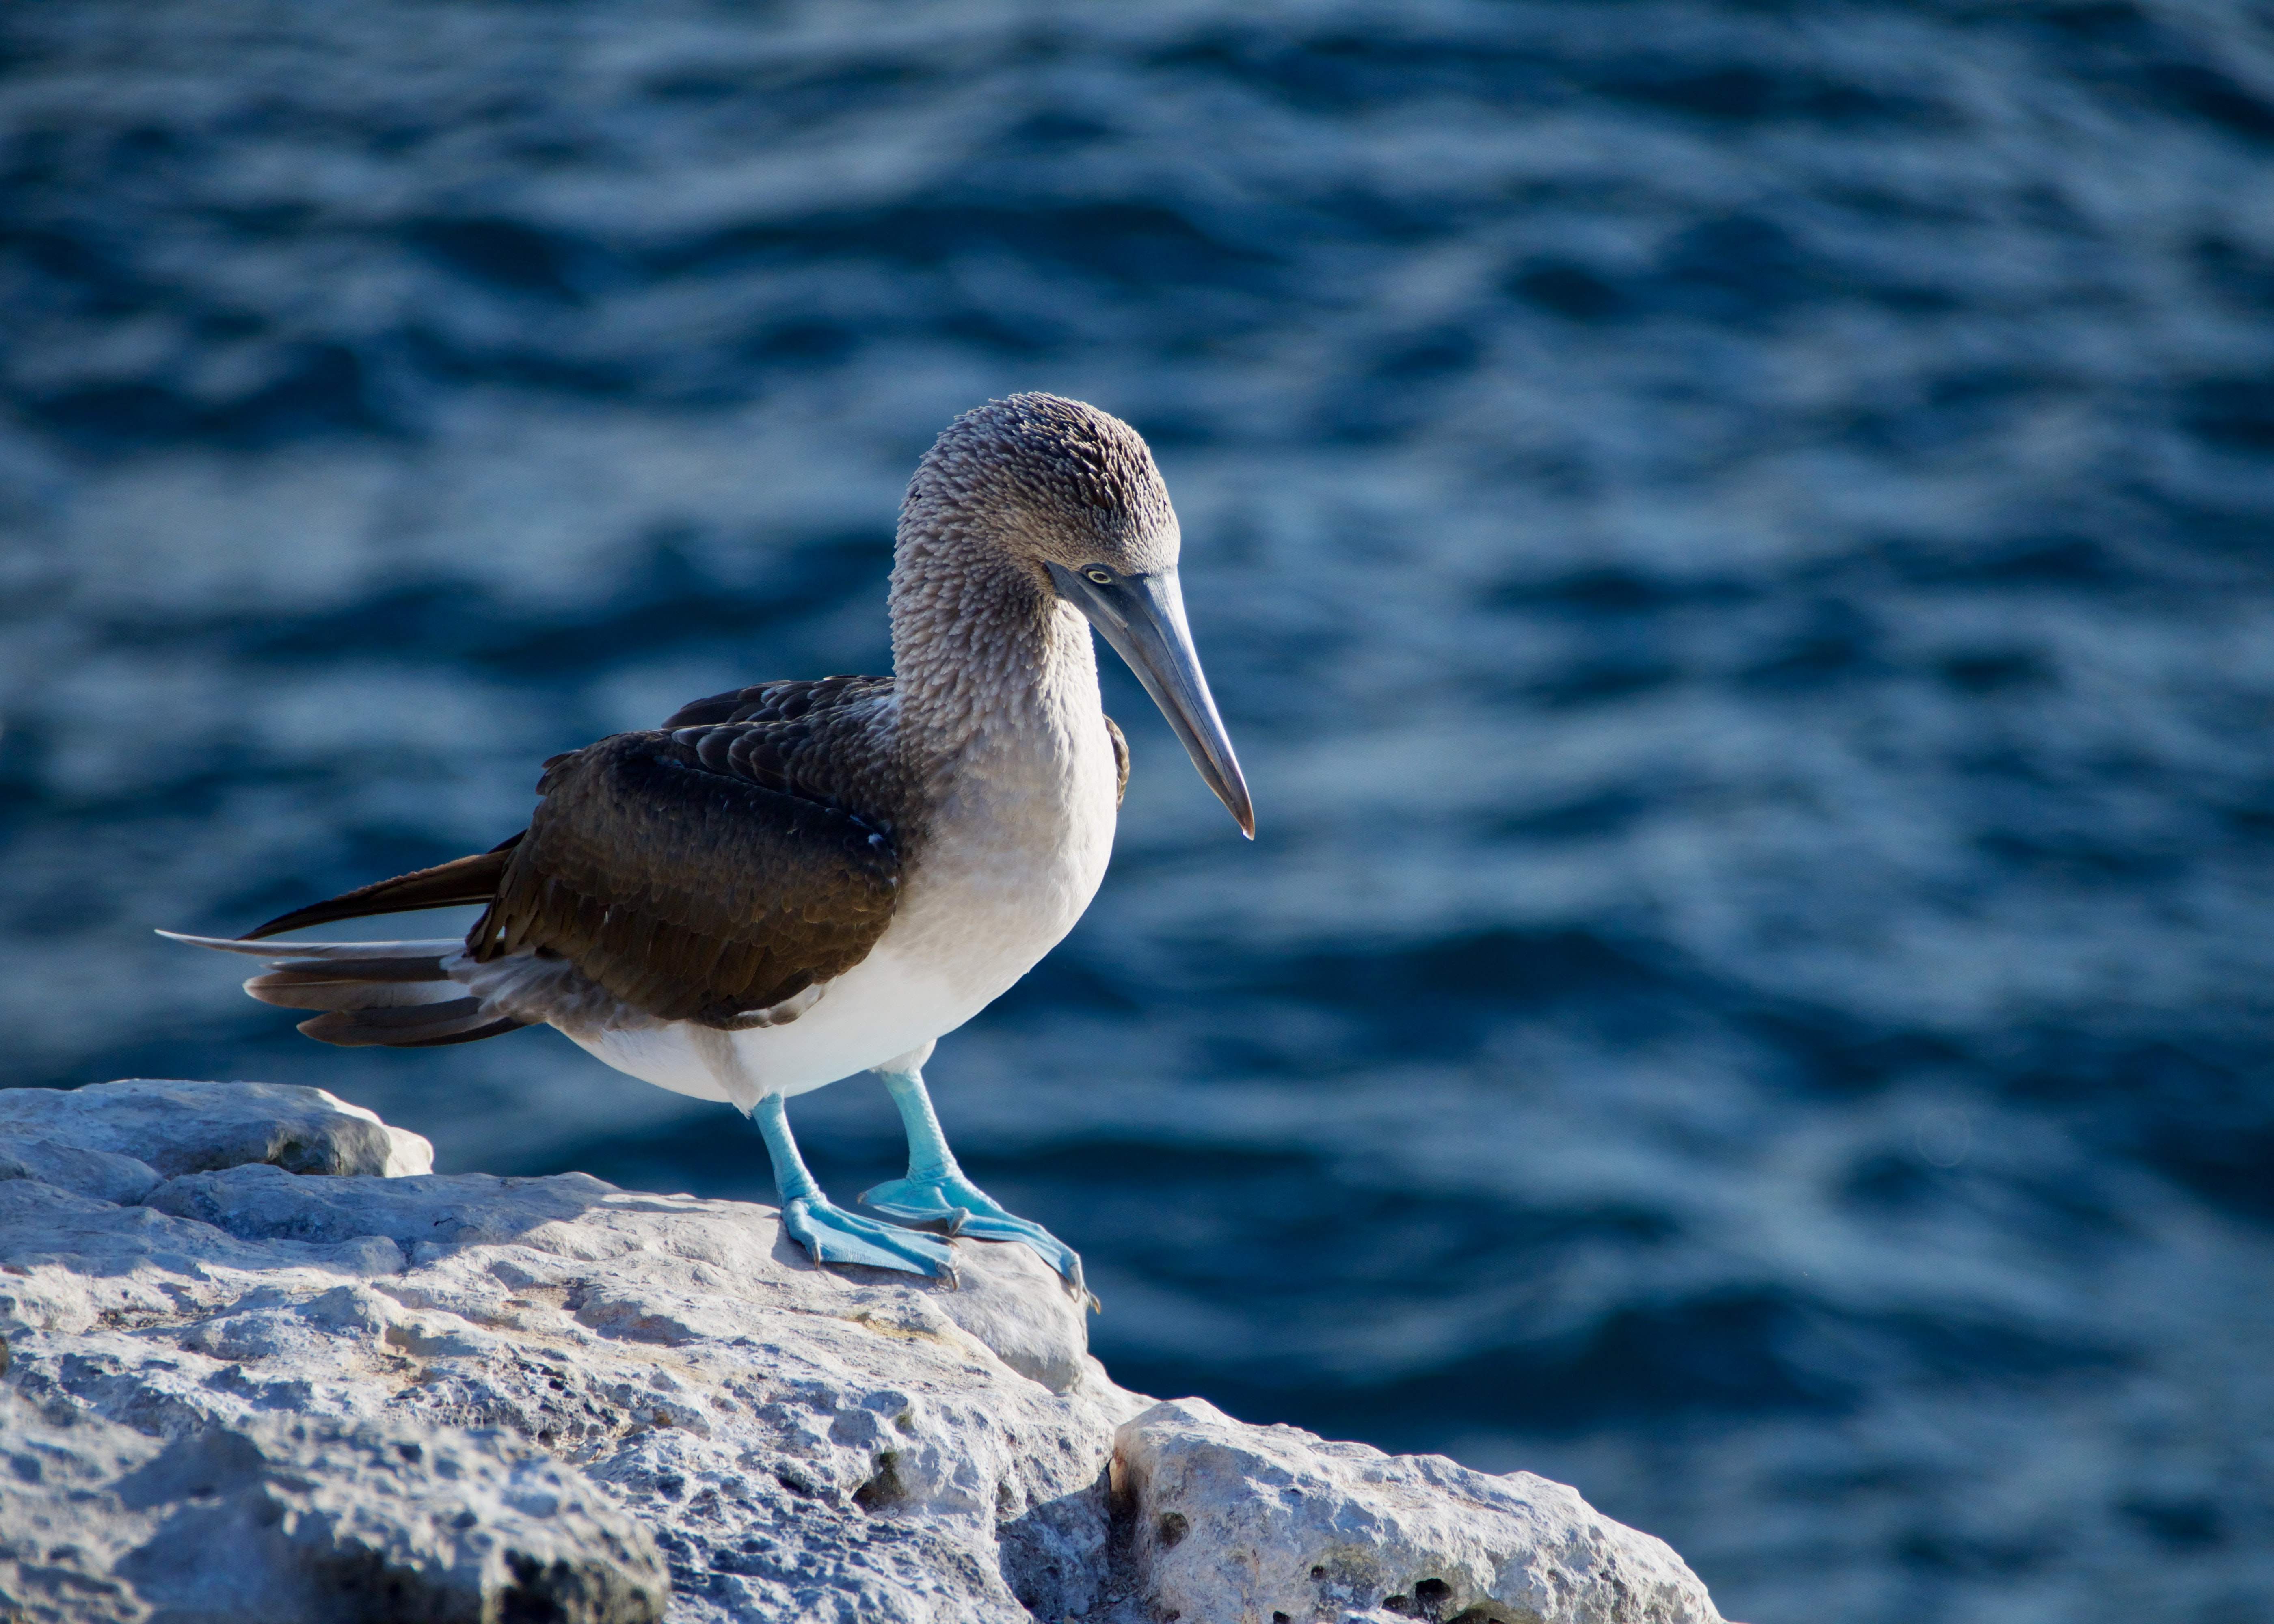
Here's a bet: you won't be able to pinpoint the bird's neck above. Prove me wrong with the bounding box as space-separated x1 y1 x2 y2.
887 524 1101 773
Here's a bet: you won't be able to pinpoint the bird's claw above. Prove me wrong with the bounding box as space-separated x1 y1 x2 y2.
861 1171 1087 1296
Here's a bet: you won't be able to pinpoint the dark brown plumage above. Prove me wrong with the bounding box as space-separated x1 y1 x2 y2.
239 948 524 1049
470 726 901 1026
236 677 908 1041
245 843 521 940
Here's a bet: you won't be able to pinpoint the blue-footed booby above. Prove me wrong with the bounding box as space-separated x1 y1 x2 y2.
167 394 1252 1295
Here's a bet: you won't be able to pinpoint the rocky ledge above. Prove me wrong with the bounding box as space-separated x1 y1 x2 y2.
0 1080 1726 1624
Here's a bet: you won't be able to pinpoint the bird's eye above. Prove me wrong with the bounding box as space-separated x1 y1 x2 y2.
1085 568 1113 585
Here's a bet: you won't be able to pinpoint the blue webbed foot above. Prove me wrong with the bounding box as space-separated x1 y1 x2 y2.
867 1060 1096 1305
780 1192 958 1280
860 1170 1088 1300
746 1092 955 1280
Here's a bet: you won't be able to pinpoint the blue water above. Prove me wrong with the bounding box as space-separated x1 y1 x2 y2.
7 4 2274 1619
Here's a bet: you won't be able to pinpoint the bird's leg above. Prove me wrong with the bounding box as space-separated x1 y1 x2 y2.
747 1092 955 1280
860 1063 1090 1300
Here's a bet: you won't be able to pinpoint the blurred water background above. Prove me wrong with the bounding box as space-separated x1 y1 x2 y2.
7 2 2274 1619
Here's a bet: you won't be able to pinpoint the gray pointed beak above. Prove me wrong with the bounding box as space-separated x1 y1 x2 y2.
1048 562 1254 838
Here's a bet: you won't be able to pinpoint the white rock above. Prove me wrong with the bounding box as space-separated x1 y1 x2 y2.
0 1391 666 1624
0 1137 160 1205
0 1082 1727 1624
1111 1399 1724 1624
0 1079 433 1178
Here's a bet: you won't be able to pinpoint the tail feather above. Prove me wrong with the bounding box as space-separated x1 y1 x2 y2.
391 1017 528 1049
158 932 464 961
242 840 519 941
161 932 528 1050
296 1001 527 1049
296 997 503 1046
246 964 457 1011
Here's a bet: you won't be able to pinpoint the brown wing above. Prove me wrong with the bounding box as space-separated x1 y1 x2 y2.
663 674 878 732
471 683 905 1028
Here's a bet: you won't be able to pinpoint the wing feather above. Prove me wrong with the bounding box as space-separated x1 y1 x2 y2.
195 677 904 1039
470 713 903 1028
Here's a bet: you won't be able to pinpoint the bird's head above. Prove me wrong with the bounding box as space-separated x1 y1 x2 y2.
905 393 1253 838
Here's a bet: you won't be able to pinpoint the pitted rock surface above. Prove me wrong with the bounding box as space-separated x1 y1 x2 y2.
1112 1398 1723 1624
0 1395 666 1624
0 1082 1724 1624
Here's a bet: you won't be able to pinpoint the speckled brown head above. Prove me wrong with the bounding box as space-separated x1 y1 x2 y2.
903 392 1180 589
899 393 1252 837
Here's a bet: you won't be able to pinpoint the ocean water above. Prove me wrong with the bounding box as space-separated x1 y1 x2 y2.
6 3 2274 1619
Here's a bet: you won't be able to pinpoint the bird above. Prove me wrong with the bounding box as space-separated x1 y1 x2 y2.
165 393 1252 1297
